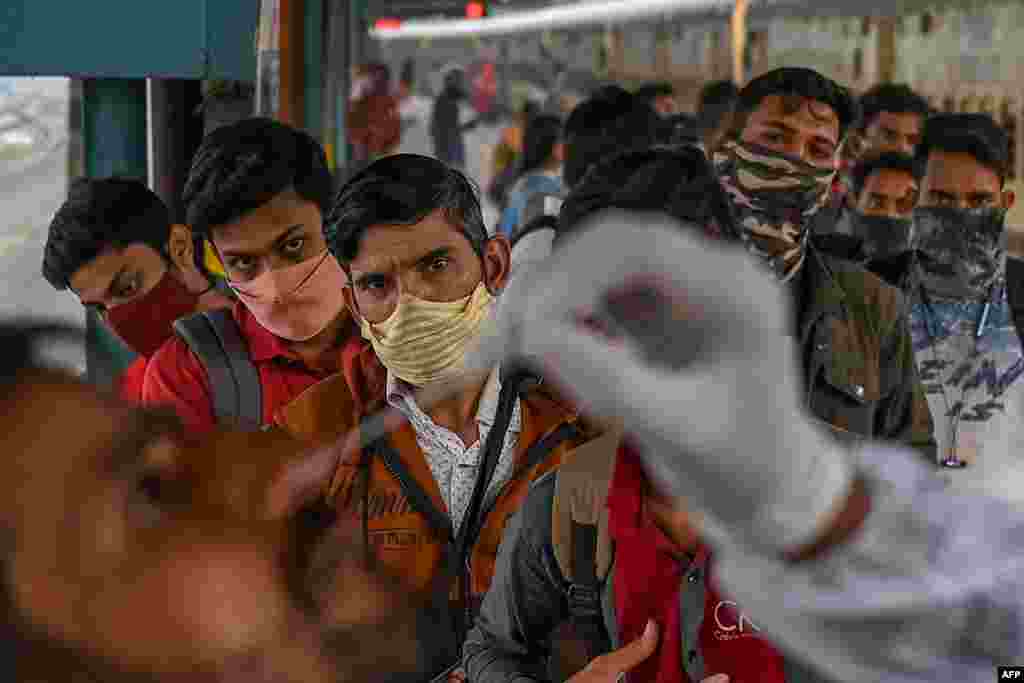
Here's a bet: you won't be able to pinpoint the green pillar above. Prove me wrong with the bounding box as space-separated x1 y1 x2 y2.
303 0 324 140
82 79 148 387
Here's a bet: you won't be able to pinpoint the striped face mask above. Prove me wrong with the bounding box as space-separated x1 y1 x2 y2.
714 140 836 282
359 282 496 387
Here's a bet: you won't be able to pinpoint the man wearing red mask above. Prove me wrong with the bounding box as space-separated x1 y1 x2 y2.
42 178 233 403
142 118 382 437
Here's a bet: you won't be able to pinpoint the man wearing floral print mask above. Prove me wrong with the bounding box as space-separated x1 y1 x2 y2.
713 67 936 460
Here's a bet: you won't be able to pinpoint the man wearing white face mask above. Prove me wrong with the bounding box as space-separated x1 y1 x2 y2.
143 118 385 439
321 154 597 682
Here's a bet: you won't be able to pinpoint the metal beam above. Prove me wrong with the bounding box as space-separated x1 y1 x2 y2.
371 0 965 41
81 79 148 386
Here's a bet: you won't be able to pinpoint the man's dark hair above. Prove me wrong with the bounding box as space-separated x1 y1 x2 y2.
324 154 487 264
849 151 920 198
183 117 332 239
858 83 931 132
697 80 739 136
915 112 1010 185
558 145 737 244
516 114 563 179
562 85 662 188
733 67 859 140
634 82 675 104
42 178 172 291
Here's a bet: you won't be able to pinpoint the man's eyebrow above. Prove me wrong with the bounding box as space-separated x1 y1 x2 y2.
414 247 453 268
353 247 455 286
968 191 998 201
219 224 305 258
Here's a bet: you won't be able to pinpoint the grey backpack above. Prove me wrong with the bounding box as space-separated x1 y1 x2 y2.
172 309 263 431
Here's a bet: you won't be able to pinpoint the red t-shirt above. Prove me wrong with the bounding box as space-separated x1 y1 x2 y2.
141 302 351 433
118 356 149 404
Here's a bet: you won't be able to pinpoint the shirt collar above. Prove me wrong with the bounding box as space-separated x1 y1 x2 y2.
386 364 522 434
234 301 296 363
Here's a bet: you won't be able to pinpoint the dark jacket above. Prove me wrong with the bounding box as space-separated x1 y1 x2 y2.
798 244 936 460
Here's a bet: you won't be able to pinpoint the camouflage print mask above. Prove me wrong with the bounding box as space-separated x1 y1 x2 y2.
911 206 1007 301
714 140 836 282
847 210 914 260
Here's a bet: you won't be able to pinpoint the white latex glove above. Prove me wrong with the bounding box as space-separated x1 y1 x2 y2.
471 209 854 555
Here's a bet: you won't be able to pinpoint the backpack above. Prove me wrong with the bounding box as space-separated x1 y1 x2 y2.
549 420 624 665
172 309 263 431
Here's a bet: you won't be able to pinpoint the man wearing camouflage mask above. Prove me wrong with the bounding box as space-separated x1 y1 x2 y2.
713 67 936 460
879 114 1024 482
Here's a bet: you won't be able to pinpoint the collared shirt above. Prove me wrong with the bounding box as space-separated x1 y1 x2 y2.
386 366 521 534
909 282 1024 483
142 301 346 433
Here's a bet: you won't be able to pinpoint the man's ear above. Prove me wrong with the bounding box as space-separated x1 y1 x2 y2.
167 225 197 274
1003 189 1016 210
482 235 512 295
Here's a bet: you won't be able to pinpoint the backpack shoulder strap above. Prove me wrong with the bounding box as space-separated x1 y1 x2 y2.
551 419 624 658
173 309 262 431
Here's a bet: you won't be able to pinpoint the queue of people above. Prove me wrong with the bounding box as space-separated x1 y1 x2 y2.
12 63 1024 683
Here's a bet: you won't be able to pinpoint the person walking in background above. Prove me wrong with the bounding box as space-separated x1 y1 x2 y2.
496 114 565 238
348 62 401 169
431 68 479 170
487 102 538 212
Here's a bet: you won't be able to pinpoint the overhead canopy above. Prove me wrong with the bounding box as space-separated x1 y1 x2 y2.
371 0 1001 40
0 0 258 80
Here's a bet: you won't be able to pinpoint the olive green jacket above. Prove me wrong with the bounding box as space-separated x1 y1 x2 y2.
799 244 937 462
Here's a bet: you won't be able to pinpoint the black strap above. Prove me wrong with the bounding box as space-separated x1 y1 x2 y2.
568 521 612 659
172 309 262 431
369 437 454 541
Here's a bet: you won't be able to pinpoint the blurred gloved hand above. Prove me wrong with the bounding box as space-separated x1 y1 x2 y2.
471 209 854 555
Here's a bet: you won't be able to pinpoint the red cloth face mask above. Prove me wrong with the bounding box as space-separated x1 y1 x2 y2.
104 270 201 358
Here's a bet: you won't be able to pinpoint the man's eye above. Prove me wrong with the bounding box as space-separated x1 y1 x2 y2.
867 197 883 210
113 278 140 299
282 238 305 255
358 276 388 292
970 197 995 209
426 257 450 273
811 146 834 162
227 256 255 271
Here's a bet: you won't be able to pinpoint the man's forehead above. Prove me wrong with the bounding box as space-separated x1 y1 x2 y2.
873 110 923 130
753 94 839 140
349 211 469 271
924 151 1001 191
68 244 151 298
867 168 918 193
212 191 319 250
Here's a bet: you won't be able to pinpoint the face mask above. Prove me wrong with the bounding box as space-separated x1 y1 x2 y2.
229 251 348 342
847 210 914 260
713 140 836 282
911 206 1007 301
103 270 201 358
359 282 495 387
